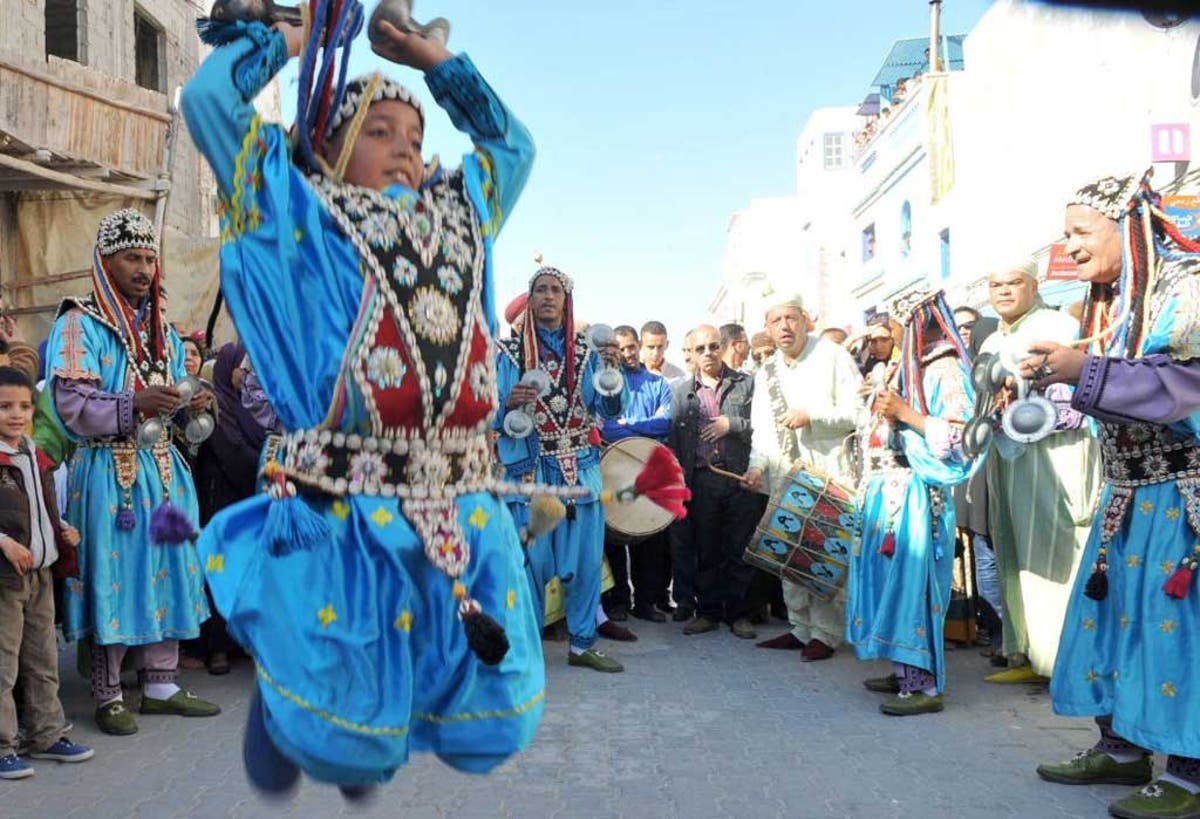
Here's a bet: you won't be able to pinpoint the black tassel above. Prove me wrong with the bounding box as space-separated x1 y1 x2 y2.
565 500 576 522
464 611 510 666
1084 568 1109 601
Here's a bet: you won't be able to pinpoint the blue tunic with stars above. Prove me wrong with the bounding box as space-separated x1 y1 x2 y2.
182 25 542 784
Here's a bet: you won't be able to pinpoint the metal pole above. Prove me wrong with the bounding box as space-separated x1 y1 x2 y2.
153 85 183 265
929 0 942 73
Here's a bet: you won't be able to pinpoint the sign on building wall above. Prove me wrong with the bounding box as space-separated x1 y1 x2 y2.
1164 195 1200 239
1150 123 1191 162
1045 243 1078 281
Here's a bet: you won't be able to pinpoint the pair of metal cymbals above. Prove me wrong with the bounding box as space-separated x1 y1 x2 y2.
209 0 450 46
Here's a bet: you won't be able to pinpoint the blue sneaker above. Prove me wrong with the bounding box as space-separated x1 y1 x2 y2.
29 737 94 763
0 753 34 779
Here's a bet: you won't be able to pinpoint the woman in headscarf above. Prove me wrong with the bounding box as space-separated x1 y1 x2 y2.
189 343 270 674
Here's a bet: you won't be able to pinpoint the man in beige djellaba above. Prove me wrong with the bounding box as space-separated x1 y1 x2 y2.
978 259 1100 683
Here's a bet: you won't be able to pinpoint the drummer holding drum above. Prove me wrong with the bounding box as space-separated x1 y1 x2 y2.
742 293 862 662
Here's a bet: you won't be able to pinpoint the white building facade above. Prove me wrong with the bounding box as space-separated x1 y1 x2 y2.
714 1 1200 332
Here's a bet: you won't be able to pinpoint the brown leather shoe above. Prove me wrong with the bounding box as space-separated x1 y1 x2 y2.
671 606 694 623
598 621 638 642
801 639 835 662
756 632 804 650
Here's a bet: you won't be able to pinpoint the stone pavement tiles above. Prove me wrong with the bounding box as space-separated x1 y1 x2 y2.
1 622 1138 818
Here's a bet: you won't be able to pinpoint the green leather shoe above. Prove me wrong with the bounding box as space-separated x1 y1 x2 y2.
567 649 624 673
1108 780 1200 819
139 690 221 717
985 666 1049 685
94 701 138 736
1036 750 1153 787
682 616 719 636
863 674 900 693
879 691 944 716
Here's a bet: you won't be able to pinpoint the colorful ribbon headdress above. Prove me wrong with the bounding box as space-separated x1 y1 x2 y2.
1073 168 1200 358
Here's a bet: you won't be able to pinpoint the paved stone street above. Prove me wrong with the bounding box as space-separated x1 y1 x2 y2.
3 620 1136 818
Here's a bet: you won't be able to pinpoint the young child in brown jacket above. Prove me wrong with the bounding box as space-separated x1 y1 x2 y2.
0 366 93 779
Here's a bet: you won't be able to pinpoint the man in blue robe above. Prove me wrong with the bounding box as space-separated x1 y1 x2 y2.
46 208 219 736
496 267 627 672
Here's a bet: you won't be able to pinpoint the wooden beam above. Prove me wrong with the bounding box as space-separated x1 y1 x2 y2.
0 153 158 200
3 303 58 317
0 58 170 123
4 269 90 290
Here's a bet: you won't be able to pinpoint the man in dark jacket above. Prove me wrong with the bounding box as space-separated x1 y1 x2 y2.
667 325 761 639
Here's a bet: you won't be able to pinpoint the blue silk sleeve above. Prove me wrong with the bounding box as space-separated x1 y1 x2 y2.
427 54 535 239
899 358 975 489
182 32 363 430
494 349 536 475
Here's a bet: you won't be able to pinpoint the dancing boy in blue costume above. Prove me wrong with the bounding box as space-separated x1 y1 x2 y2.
182 14 547 793
1026 172 1200 819
46 209 220 736
847 291 976 716
496 268 627 672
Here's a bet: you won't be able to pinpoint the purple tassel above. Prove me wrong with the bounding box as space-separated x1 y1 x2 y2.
116 508 137 531
150 502 198 546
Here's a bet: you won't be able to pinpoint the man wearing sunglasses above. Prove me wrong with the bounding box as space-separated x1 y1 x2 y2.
666 325 759 638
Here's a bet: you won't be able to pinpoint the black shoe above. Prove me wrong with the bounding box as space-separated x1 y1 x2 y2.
607 604 630 622
631 605 666 623
672 606 694 623
656 600 676 614
598 621 638 642
541 621 569 642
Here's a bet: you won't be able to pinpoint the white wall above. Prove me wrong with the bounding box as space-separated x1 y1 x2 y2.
795 106 862 325
952 1 1200 293
712 197 804 328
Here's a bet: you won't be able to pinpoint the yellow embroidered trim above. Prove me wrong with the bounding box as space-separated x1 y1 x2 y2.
332 72 383 182
413 688 545 725
227 116 265 239
476 150 501 237
257 663 410 737
256 662 544 734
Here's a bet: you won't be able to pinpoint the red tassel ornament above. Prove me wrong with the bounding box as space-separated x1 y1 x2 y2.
1164 547 1200 600
602 443 691 520
878 531 896 557
641 484 692 519
634 444 686 497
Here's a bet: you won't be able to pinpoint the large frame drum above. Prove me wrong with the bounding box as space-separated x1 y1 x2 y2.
743 462 857 602
601 437 675 543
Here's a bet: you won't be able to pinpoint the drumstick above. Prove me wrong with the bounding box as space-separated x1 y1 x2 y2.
706 458 744 482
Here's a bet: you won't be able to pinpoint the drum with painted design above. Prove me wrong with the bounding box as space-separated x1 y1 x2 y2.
743 462 857 602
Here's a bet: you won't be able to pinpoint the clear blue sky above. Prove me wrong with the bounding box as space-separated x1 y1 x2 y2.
282 0 993 356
